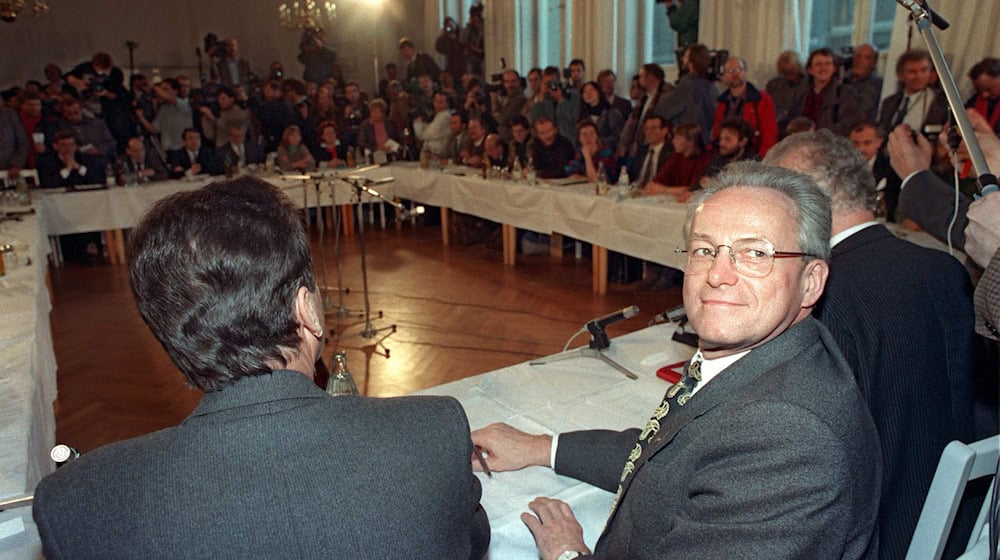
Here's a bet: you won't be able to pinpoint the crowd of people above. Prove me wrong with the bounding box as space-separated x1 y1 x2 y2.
5 7 1000 559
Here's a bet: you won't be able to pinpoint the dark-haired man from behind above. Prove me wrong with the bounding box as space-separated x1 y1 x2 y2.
167 128 221 178
765 130 976 560
32 177 490 559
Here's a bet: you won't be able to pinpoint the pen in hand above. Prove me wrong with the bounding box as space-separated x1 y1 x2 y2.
473 446 493 478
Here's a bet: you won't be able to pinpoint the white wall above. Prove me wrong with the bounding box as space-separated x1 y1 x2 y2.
0 0 428 94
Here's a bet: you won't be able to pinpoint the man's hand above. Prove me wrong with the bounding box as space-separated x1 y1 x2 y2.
470 422 552 472
887 124 933 178
964 194 1000 268
190 163 202 175
966 108 1000 173
521 497 590 560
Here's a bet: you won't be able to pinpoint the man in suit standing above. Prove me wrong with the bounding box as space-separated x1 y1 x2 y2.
167 128 220 178
765 130 977 559
473 162 881 559
32 177 490 559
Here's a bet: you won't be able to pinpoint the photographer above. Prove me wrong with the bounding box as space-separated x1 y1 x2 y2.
298 28 337 85
531 66 579 143
489 69 526 143
435 17 467 81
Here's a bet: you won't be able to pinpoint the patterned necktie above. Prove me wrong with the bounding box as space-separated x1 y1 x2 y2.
606 353 703 520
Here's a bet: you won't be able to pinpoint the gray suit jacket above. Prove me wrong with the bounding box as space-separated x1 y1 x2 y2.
898 169 971 251
33 371 489 559
556 317 881 559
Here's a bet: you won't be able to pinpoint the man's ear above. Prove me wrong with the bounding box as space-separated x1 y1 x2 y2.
800 259 829 310
294 286 323 338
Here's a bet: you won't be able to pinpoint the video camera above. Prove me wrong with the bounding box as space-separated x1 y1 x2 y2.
838 46 854 81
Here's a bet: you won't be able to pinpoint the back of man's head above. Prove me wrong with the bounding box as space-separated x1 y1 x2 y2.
763 129 876 214
128 177 317 392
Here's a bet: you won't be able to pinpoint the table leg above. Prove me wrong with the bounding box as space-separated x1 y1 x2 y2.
592 245 608 295
502 224 517 266
113 229 126 264
102 231 117 264
550 233 564 258
340 205 354 237
440 207 450 246
394 198 403 231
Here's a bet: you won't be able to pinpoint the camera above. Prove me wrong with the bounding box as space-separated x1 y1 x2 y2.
706 49 729 82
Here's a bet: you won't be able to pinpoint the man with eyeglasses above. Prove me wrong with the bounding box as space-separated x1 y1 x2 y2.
712 57 778 156
471 161 881 560
766 130 977 560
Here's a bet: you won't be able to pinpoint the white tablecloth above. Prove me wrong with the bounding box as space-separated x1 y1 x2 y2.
416 323 695 559
0 210 55 560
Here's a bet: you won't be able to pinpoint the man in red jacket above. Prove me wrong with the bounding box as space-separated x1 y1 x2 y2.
712 57 778 157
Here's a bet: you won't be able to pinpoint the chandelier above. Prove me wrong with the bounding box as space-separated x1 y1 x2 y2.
0 0 49 22
278 1 336 30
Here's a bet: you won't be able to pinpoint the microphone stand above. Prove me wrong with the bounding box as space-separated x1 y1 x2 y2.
0 495 32 512
341 176 403 355
530 321 639 380
896 0 998 195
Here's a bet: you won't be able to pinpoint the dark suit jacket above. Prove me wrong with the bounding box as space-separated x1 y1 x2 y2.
33 371 489 559
876 89 950 137
816 224 977 559
556 317 881 559
630 142 672 187
897 170 971 251
220 138 266 167
37 151 105 188
167 146 223 177
788 81 864 136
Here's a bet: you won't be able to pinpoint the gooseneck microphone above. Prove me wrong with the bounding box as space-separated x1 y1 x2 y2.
586 305 639 350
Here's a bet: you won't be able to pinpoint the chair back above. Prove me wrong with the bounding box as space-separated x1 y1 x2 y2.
906 436 999 560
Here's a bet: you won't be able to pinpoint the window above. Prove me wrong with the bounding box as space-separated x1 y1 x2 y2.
808 0 897 52
650 2 679 66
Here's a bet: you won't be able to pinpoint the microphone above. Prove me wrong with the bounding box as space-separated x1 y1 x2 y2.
397 205 426 221
50 444 80 465
586 305 639 350
649 304 687 326
587 305 639 331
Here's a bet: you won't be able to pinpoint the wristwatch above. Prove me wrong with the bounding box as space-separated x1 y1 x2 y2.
557 551 582 560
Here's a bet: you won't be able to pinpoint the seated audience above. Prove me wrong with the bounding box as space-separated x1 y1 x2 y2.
876 49 949 144
167 128 220 178
120 136 168 182
483 133 507 168
32 177 490 558
712 56 778 156
787 48 863 137
529 117 575 178
414 91 452 155
765 130 977 559
357 99 399 157
507 114 533 169
37 128 105 188
458 116 487 167
220 124 264 170
309 120 345 167
644 122 713 202
702 118 759 181
443 111 469 160
276 124 316 172
843 44 883 122
966 57 1000 135
566 120 619 183
578 81 624 153
766 50 807 134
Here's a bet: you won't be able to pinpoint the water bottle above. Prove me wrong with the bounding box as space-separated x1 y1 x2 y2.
525 158 537 186
511 157 522 183
105 162 116 187
325 351 359 396
596 164 608 195
617 167 631 200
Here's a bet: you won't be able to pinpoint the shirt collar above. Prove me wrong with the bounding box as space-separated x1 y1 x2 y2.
691 348 751 396
830 220 879 248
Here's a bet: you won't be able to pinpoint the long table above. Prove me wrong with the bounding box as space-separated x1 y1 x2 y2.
0 210 56 560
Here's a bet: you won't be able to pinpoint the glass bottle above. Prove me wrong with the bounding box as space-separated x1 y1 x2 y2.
325 351 359 396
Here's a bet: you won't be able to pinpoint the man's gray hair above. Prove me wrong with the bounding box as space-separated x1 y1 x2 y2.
763 129 877 213
684 161 832 261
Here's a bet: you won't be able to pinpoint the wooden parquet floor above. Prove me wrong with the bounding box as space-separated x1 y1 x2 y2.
48 222 683 452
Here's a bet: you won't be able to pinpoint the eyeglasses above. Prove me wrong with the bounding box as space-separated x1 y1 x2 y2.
723 67 745 74
675 239 816 278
